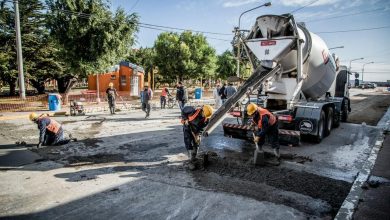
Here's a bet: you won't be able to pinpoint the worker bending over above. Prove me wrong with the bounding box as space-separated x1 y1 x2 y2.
246 103 280 158
29 113 76 148
181 105 213 166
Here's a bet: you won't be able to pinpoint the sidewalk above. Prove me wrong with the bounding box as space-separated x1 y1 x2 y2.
352 134 390 219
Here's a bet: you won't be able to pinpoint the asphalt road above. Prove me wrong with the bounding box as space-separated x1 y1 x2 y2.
0 88 388 219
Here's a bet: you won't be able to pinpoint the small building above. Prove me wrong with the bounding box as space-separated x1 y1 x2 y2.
88 61 145 96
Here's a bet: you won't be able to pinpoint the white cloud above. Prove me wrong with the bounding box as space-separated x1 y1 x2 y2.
279 0 341 7
222 0 259 8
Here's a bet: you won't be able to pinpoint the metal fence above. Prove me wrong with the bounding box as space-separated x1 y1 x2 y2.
0 92 141 112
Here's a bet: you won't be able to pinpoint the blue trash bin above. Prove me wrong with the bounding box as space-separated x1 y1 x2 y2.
48 93 61 111
194 88 202 99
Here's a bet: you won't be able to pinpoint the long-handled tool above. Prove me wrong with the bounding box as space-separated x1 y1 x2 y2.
119 96 128 110
253 132 265 166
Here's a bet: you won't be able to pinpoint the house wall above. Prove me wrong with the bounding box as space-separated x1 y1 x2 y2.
88 67 145 96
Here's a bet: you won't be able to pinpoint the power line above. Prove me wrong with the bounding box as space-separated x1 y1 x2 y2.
316 25 390 34
139 25 231 42
128 0 140 12
305 8 384 23
290 0 320 14
48 8 233 36
139 22 232 36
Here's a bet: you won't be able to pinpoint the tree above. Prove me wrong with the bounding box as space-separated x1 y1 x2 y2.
0 1 18 95
216 50 236 79
127 47 155 81
46 0 139 95
0 0 62 95
154 31 217 83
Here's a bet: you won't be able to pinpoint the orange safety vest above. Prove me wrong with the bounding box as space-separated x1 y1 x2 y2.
161 88 167 97
256 108 276 129
181 108 207 124
43 117 61 134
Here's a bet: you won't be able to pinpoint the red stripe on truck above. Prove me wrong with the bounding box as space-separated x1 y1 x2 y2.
261 40 276 46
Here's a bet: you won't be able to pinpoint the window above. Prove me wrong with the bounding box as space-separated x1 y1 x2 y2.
120 75 126 86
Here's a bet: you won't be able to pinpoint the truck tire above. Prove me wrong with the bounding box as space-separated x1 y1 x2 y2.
315 110 325 143
325 107 333 136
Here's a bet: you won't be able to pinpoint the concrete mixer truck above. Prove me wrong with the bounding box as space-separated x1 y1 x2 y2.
203 14 351 144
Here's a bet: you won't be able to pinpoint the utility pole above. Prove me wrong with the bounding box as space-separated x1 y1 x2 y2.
14 0 26 100
235 27 240 77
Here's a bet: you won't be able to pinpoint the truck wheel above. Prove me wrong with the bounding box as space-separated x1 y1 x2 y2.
341 100 348 122
325 107 333 136
315 110 325 143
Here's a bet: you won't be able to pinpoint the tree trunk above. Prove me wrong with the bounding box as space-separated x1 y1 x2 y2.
57 77 68 93
8 80 16 96
30 79 46 94
55 75 77 105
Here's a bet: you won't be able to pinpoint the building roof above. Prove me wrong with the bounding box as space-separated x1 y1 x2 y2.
119 61 145 72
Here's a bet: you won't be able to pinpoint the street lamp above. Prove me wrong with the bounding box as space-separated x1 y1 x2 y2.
329 46 344 50
235 2 271 77
349 57 364 72
348 57 363 88
362 61 374 83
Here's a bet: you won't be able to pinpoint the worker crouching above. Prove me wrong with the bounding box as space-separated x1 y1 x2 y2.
29 113 77 148
181 105 213 169
246 103 280 159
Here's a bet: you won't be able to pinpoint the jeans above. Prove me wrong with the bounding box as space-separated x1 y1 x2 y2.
178 100 186 110
257 123 279 149
183 125 198 151
160 96 167 109
108 98 116 114
142 102 151 116
43 127 70 146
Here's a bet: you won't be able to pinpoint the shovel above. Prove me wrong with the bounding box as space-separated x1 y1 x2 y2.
253 133 265 166
191 130 209 167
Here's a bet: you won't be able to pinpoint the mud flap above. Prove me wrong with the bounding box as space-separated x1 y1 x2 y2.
223 123 252 140
224 123 300 146
279 129 300 146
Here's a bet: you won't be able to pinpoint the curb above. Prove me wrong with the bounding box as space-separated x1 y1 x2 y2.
335 106 390 219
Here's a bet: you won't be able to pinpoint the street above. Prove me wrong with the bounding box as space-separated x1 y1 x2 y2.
0 88 389 219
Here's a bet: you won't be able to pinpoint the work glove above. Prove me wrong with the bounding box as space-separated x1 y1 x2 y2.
184 120 189 126
253 136 260 143
195 134 201 144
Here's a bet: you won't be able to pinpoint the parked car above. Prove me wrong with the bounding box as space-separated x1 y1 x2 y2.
359 82 376 89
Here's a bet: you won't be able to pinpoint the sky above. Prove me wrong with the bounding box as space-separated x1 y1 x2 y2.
111 0 390 82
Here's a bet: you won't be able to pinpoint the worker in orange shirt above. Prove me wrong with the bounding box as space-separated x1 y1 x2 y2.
29 113 76 148
246 103 280 159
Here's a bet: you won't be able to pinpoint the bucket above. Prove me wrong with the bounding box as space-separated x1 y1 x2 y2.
194 88 202 99
48 93 61 111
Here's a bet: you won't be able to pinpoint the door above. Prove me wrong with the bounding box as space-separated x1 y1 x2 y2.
130 75 139 96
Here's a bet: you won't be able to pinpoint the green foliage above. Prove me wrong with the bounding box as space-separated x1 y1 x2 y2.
0 0 62 94
46 0 139 92
127 47 155 73
216 50 236 79
154 31 217 82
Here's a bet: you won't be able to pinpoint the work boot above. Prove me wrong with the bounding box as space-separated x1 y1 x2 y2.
273 148 280 159
188 150 197 162
188 162 196 171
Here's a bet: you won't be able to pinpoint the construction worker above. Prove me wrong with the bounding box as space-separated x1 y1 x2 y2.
181 105 213 169
160 87 170 109
140 84 153 118
176 82 188 110
29 113 76 148
246 103 280 159
106 82 119 114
